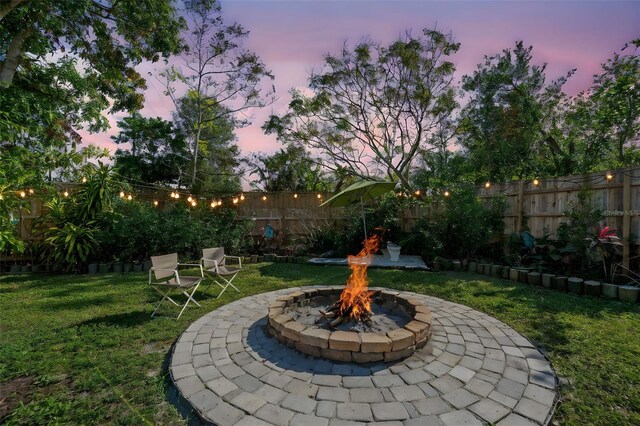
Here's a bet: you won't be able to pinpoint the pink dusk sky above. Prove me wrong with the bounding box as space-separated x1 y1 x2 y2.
83 0 640 158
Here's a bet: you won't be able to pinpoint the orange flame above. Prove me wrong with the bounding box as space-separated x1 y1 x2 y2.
337 235 380 320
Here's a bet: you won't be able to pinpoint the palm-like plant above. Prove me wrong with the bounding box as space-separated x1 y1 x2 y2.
45 222 98 273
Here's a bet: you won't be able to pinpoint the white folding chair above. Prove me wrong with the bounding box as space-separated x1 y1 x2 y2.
201 247 242 298
149 253 204 319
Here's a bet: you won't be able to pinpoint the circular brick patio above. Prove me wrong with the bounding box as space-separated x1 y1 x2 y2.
170 287 558 425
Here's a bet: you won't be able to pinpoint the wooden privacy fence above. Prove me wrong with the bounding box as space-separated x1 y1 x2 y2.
10 167 640 265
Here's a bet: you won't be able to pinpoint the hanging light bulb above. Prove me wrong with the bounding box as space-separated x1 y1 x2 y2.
293 193 298 199
606 172 614 181
127 194 132 200
217 200 222 206
240 193 245 201
63 190 69 197
153 200 159 207
444 190 450 197
533 179 540 186
414 190 421 196
484 182 491 189
175 193 180 199
120 191 125 198
187 196 193 202
316 193 322 199
19 191 26 198
233 197 239 204
191 200 196 207
210 201 216 208
28 188 34 194
262 195 267 201
81 177 87 183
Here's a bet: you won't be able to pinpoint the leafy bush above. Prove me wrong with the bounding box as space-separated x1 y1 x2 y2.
399 219 443 260
45 222 99 273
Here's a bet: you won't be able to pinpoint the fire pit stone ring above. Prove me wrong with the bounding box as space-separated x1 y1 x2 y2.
267 287 432 363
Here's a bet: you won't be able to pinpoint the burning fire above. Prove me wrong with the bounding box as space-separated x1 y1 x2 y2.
336 235 381 321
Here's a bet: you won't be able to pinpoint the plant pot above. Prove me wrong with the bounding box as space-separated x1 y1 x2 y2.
10 264 21 273
31 264 42 273
568 277 584 294
584 280 601 297
112 262 123 273
527 272 542 286
501 267 510 279
251 255 258 263
20 265 30 273
452 260 461 271
87 263 99 274
381 248 390 257
461 259 469 270
133 263 143 272
387 244 401 262
541 274 554 289
123 262 133 273
518 269 530 283
468 261 477 273
491 265 502 276
98 263 111 274
618 285 639 303
258 256 264 263
432 261 441 272
552 276 568 292
143 260 152 272
509 268 519 282
601 282 618 299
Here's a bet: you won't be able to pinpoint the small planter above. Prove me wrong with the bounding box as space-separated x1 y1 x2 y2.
483 264 492 275
112 262 123 273
461 259 469 270
527 272 542 286
452 260 462 271
568 277 584 295
10 264 21 273
618 286 639 303
123 262 133 273
251 255 258 263
31 264 42 273
491 265 502 276
601 282 618 299
88 263 99 274
552 276 568 292
98 263 111 274
258 256 264 263
133 263 143 272
541 274 554 289
509 268 519 282
143 260 152 272
518 269 530 283
20 265 30 273
432 261 441 272
275 256 286 263
584 280 601 297
501 267 510 279
469 261 477 273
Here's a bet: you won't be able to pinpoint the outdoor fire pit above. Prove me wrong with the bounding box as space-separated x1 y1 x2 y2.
267 235 432 363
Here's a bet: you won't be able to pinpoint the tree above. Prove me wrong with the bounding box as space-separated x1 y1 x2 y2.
173 92 242 194
264 28 460 190
458 41 573 182
245 145 333 192
112 113 189 186
162 0 274 191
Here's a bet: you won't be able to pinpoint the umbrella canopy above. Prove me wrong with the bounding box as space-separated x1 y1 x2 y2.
320 180 397 239
320 180 397 207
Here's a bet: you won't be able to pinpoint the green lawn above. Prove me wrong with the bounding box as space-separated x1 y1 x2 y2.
0 264 639 425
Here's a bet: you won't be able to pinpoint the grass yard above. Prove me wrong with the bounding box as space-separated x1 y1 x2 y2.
0 264 639 425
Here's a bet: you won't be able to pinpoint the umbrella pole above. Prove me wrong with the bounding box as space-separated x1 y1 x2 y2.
361 196 367 240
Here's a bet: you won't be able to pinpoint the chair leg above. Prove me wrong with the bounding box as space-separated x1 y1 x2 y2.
177 282 202 319
152 287 172 317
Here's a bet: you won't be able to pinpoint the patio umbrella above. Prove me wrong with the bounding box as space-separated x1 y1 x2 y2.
320 180 397 238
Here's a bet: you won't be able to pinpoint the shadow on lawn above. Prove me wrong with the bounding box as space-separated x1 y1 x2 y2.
77 310 154 328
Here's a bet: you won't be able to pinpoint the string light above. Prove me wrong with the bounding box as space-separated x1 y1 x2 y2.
484 182 491 189
190 200 196 207
28 189 34 194
240 194 245 201
294 193 298 199
262 195 267 201
63 190 69 197
444 190 450 197
119 191 125 198
81 177 87 183
606 172 614 181
533 179 540 186
19 191 26 198
153 200 158 207
316 193 322 199
174 193 179 199
210 201 216 208
187 196 193 202
127 194 132 200
414 190 421 196
233 197 239 204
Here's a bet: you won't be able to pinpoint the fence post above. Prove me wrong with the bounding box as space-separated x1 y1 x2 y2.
623 168 631 269
516 180 525 231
